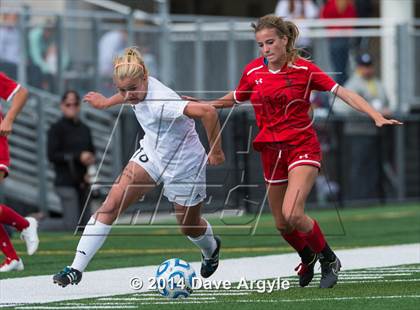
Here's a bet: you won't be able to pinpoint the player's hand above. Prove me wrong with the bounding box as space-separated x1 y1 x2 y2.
80 151 95 166
208 149 225 166
0 118 13 136
374 115 403 127
83 92 109 109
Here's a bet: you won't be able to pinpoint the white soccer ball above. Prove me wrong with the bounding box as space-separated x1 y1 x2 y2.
155 258 196 299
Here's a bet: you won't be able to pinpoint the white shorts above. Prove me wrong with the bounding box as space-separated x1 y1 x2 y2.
129 146 206 207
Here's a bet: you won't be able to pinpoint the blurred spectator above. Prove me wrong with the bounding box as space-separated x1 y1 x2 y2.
98 30 158 92
98 30 127 95
28 20 69 93
98 30 127 76
45 90 95 231
333 53 389 201
321 0 357 85
354 0 374 53
0 13 20 79
354 0 373 18
274 0 319 55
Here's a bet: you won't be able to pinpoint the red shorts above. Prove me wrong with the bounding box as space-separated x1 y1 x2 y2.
0 136 10 177
260 141 321 184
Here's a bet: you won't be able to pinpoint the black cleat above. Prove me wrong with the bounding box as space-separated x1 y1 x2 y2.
200 236 221 278
53 266 82 287
295 253 318 287
319 256 341 288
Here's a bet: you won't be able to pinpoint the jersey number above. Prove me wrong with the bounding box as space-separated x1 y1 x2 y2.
134 147 149 163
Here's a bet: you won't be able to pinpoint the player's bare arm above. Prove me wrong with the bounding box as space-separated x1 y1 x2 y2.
183 102 225 166
83 92 125 109
336 86 403 127
182 92 235 109
208 92 236 109
0 86 28 136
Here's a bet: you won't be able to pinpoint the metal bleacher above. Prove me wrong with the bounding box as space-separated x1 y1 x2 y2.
4 87 123 213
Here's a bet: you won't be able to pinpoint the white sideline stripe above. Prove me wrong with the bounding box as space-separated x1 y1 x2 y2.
1 243 419 304
99 292 250 300
15 305 137 310
236 295 420 303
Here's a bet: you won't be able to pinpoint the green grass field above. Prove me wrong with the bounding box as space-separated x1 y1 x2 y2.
2 203 419 279
1 203 420 309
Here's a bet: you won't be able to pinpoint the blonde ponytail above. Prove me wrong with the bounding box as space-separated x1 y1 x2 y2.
113 47 148 81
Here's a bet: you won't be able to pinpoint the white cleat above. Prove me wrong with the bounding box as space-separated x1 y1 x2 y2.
0 258 24 272
20 217 39 255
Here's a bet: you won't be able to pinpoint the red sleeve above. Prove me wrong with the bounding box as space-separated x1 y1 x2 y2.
0 72 20 102
307 62 338 93
234 70 253 103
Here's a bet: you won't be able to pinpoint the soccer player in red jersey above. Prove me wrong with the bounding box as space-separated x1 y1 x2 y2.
204 15 402 288
0 72 39 272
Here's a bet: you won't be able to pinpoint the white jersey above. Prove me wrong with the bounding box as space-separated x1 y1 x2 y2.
132 77 206 179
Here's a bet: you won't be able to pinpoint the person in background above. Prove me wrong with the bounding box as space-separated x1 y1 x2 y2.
98 30 127 95
0 13 20 79
333 53 390 200
47 90 95 231
274 0 319 55
320 0 358 85
28 20 69 93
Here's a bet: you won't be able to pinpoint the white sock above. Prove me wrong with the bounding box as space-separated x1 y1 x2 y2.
187 219 217 259
71 217 112 272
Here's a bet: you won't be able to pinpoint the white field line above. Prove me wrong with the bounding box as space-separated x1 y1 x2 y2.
1 243 419 304
15 307 137 310
236 295 420 303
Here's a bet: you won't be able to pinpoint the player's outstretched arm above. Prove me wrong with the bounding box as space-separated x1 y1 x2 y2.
182 92 236 109
83 92 125 109
0 86 28 136
208 92 236 109
335 86 403 127
183 102 225 166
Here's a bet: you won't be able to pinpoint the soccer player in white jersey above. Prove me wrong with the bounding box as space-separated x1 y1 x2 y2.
53 47 225 287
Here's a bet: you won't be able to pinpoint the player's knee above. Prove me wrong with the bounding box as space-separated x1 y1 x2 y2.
179 221 202 237
283 212 305 229
179 225 193 236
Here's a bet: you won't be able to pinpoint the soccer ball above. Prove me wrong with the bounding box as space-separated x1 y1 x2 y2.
155 258 196 299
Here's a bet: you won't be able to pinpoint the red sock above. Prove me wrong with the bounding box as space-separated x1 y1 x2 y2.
299 220 326 253
281 229 307 252
0 205 29 231
0 224 19 260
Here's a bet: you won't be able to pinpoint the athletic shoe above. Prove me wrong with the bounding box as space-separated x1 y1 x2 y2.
20 217 39 255
200 236 221 278
53 266 83 287
319 256 341 288
0 257 24 272
294 253 318 287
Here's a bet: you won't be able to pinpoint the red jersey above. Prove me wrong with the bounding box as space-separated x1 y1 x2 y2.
234 57 338 151
0 72 20 103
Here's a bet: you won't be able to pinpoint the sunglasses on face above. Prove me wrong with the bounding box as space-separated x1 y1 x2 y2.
63 102 80 108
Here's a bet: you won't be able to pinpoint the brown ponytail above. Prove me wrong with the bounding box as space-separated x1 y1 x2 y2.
251 14 301 63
